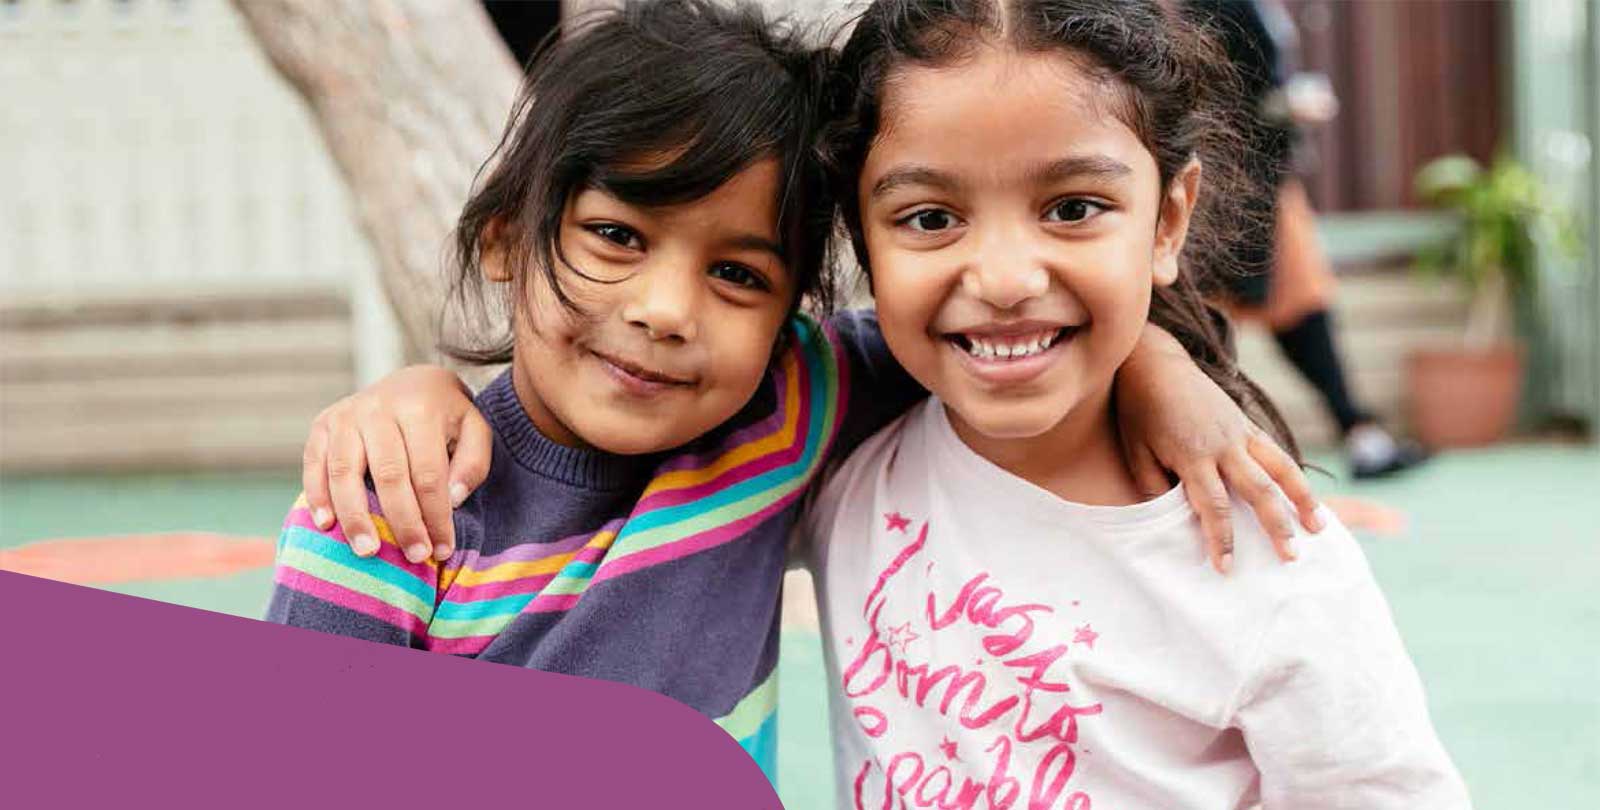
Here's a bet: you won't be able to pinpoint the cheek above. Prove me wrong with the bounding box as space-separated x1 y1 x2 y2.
709 309 790 397
1075 262 1155 355
866 257 942 356
520 270 592 339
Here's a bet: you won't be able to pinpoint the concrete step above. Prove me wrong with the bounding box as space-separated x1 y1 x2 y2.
1 282 349 327
1 319 352 382
1 370 351 421
1 284 356 471
1327 272 1470 328
1236 273 1472 448
1 413 325 472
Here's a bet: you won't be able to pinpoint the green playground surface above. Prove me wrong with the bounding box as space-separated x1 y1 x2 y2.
3 444 1597 808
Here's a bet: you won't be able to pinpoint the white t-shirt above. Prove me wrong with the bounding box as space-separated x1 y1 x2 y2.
802 399 1469 810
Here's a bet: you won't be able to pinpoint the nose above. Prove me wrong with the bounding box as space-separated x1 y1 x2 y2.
960 227 1050 309
619 260 700 343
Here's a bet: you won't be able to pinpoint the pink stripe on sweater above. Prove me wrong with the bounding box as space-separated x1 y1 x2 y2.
524 592 583 614
632 361 814 513
649 355 794 476
426 634 497 656
631 430 810 514
284 507 435 587
273 566 429 639
594 491 801 585
442 544 612 603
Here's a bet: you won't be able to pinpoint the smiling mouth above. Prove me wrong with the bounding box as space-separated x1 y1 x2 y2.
944 326 1082 361
590 349 695 387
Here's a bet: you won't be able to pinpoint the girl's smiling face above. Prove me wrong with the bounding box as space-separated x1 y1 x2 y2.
858 44 1199 446
487 158 796 455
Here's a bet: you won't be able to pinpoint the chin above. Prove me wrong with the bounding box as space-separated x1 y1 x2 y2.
948 397 1070 441
587 427 687 456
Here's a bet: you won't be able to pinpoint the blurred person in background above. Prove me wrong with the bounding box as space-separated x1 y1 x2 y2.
482 1 561 68
1188 0 1427 480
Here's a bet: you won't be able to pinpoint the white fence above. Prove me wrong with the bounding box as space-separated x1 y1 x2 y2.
0 0 383 292
1 0 402 471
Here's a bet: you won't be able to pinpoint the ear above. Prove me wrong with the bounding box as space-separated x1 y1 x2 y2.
480 217 514 283
1152 158 1202 287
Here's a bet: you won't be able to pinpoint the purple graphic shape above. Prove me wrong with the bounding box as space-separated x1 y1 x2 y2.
0 571 781 809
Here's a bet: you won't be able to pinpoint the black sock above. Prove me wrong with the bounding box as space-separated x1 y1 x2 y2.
1272 309 1371 435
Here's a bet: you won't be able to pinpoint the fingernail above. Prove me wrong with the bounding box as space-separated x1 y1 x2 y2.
449 482 468 509
1284 537 1298 561
404 543 429 564
1312 511 1326 532
314 508 332 529
1219 553 1234 575
432 543 452 561
351 533 378 556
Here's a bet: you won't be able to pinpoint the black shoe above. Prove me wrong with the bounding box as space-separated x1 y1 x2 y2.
1346 423 1430 480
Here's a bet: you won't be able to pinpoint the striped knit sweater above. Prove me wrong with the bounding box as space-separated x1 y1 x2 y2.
265 311 919 780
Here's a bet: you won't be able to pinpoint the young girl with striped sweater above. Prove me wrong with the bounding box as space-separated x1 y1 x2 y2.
268 0 1318 779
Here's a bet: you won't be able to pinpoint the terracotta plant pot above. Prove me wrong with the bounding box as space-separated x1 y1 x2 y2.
1405 344 1523 449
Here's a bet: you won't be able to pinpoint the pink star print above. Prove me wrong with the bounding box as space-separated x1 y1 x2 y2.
939 737 959 761
1073 624 1099 650
884 511 912 533
884 621 920 653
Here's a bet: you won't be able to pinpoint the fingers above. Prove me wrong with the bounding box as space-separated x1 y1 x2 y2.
1248 429 1324 533
325 412 381 557
447 408 494 508
1220 449 1296 563
301 414 335 531
1124 440 1174 501
360 418 433 564
397 413 457 562
1179 466 1235 575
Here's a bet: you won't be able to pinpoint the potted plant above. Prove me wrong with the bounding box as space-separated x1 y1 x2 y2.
1406 154 1578 448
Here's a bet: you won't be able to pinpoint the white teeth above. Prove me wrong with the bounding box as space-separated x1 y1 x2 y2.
960 329 1062 360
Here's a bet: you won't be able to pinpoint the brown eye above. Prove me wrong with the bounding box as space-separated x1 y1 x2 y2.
708 262 769 292
1045 198 1106 223
586 223 642 249
900 208 959 232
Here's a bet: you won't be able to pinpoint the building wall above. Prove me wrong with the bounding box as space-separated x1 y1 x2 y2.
1509 0 1598 427
1290 0 1506 213
1 0 403 471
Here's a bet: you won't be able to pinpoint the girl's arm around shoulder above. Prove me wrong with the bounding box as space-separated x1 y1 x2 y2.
815 309 926 457
266 490 459 651
793 397 925 576
1116 324 1322 574
1228 513 1472 808
300 365 492 565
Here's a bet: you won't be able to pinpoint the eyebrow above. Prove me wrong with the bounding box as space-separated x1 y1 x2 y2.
869 155 1135 200
1027 155 1134 185
870 165 962 200
726 233 787 263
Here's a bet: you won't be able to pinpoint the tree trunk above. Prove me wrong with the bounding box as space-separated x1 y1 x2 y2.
232 0 519 363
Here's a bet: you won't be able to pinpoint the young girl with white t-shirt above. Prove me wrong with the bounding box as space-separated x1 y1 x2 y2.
799 1 1469 807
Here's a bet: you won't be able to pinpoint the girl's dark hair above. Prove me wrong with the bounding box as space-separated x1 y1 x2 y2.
824 0 1300 460
445 0 837 364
